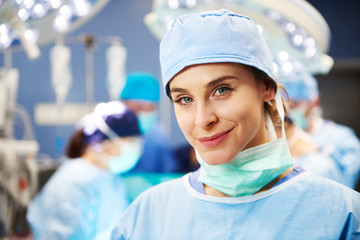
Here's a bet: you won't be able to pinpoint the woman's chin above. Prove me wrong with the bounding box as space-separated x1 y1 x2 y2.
199 151 235 166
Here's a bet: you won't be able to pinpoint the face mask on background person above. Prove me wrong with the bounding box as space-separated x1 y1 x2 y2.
95 138 143 174
137 111 158 134
289 108 308 130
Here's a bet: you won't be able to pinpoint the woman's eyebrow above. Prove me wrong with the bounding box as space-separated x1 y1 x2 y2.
204 76 238 88
170 87 187 94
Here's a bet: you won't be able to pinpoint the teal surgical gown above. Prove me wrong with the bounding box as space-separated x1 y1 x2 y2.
27 159 129 240
111 170 360 239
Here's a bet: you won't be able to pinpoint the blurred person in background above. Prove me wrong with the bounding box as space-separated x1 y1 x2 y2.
281 71 360 189
278 115 345 185
174 143 199 173
26 101 142 240
120 71 178 173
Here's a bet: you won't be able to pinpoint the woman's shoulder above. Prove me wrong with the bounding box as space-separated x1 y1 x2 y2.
291 173 360 204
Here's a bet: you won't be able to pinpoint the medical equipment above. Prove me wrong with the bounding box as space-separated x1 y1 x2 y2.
50 38 73 105
0 53 39 237
35 35 127 125
106 40 127 100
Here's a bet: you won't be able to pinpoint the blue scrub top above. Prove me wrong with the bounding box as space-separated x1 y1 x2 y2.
111 170 360 239
130 122 179 173
311 120 360 188
27 159 129 240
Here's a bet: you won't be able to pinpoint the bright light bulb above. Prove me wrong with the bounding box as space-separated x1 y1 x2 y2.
59 5 72 18
23 0 34 9
168 0 179 9
305 47 317 58
281 61 293 75
50 0 62 9
72 0 91 17
18 8 30 21
292 34 303 46
267 10 281 21
185 0 196 8
0 24 9 34
285 22 296 34
33 3 46 18
0 33 12 49
278 51 289 62
24 29 38 42
304 37 315 47
53 15 70 32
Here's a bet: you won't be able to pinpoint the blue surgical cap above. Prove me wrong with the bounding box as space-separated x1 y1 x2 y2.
159 9 275 93
78 101 141 144
278 72 319 102
120 72 160 102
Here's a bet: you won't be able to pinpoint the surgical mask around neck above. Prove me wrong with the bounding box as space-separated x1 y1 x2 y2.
107 139 142 174
197 137 293 197
196 91 293 197
137 111 157 134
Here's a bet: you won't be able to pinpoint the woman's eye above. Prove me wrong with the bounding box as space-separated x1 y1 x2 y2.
176 97 193 105
214 86 231 96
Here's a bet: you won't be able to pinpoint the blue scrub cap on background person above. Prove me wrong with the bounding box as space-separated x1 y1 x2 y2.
159 9 275 93
120 71 160 102
77 101 141 145
277 72 319 102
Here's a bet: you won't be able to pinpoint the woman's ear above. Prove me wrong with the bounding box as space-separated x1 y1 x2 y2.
262 80 275 102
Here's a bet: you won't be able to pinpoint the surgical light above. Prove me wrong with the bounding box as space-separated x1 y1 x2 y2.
143 0 334 75
0 0 110 59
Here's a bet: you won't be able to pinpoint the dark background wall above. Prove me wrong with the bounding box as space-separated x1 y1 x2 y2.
0 0 359 160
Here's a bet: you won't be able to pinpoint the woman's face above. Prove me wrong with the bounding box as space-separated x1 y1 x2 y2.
169 63 274 165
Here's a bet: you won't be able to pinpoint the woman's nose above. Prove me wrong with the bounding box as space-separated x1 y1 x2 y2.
194 103 218 129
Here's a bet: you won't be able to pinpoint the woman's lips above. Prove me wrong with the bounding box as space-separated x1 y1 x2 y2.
198 128 233 148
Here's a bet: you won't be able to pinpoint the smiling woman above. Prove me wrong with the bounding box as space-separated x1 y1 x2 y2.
170 63 272 165
110 9 360 239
